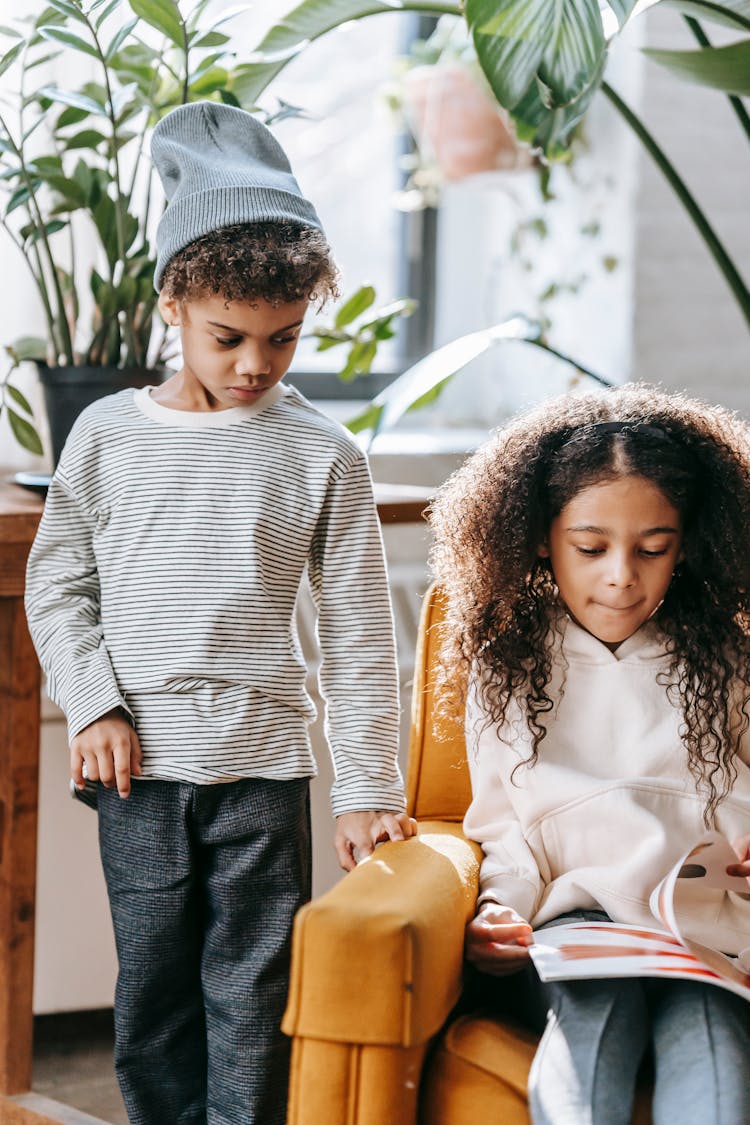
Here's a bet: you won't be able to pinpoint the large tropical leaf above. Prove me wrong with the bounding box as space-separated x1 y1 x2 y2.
231 0 460 106
466 0 606 110
607 0 641 25
644 39 750 93
347 317 544 439
347 317 614 440
659 0 750 31
512 53 606 157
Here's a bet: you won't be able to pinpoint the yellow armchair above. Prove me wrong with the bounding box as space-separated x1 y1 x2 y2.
283 586 649 1124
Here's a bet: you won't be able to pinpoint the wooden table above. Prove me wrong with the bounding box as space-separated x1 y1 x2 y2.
0 479 49 1122
0 474 430 1124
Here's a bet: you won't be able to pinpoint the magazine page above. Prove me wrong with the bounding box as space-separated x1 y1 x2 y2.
529 834 750 1003
648 832 747 941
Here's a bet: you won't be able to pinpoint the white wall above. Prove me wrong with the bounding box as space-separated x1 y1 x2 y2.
632 8 750 410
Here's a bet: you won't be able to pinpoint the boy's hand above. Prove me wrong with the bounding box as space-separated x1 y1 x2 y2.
727 835 750 883
465 902 533 976
70 709 142 799
334 809 418 872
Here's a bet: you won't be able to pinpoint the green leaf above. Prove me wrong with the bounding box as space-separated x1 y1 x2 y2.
128 0 184 47
218 87 241 107
643 39 750 95
38 25 99 59
659 0 750 31
122 210 139 251
466 0 605 109
510 51 604 157
72 157 94 201
358 297 417 332
6 335 47 362
0 40 23 79
45 173 87 207
92 193 118 264
56 104 89 127
606 0 640 25
185 0 213 29
189 65 229 95
64 127 108 148
0 26 24 39
45 0 89 25
106 17 138 59
26 49 63 70
404 374 453 413
27 155 64 176
346 402 382 435
337 337 377 380
6 382 34 415
40 85 106 114
6 185 32 214
191 30 230 48
230 0 461 105
25 218 68 244
95 0 123 29
334 285 376 329
116 275 137 310
314 332 350 351
6 407 43 455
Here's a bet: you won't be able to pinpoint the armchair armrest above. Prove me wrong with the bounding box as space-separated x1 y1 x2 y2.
282 821 481 1048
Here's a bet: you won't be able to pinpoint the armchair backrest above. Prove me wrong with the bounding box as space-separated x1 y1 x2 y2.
406 583 472 821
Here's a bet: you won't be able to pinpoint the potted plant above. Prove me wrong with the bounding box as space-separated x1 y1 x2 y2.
0 0 278 464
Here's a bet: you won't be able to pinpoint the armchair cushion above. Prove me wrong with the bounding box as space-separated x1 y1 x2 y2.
282 823 481 1047
421 1015 537 1124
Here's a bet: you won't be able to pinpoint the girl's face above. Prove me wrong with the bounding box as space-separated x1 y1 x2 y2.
538 474 684 650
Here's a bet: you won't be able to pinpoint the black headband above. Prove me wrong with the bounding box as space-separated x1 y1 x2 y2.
561 420 672 447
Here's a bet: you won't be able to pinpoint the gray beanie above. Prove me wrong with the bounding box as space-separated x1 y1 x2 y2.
151 101 323 290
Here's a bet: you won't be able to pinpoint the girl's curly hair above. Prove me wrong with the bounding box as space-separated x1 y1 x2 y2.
160 221 340 308
429 384 750 823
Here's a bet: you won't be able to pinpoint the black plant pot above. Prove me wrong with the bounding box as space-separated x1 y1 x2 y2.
37 365 166 466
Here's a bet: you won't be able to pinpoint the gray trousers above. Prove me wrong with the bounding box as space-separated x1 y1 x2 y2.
518 912 750 1125
98 776 311 1125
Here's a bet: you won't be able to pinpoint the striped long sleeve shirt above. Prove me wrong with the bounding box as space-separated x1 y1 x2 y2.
25 382 405 816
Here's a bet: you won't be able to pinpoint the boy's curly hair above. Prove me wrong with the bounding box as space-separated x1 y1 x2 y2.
429 383 750 823
160 220 340 307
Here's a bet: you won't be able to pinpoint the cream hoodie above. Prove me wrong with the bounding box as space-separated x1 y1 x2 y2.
463 616 750 954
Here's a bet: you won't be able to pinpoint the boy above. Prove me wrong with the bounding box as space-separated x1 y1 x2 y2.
25 101 415 1125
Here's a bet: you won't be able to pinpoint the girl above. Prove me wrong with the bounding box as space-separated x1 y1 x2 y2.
429 385 750 1125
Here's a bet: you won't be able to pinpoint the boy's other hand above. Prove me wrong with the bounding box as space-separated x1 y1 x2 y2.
728 834 750 883
334 809 418 872
465 903 533 976
70 709 142 799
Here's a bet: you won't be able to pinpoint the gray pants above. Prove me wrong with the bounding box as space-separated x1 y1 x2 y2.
98 776 311 1125
520 912 750 1125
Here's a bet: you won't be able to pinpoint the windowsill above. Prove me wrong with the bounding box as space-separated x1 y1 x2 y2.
365 426 487 455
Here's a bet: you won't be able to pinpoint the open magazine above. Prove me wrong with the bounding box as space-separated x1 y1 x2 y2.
529 833 750 1002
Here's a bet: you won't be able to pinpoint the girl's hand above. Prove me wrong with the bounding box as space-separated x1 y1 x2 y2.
334 810 418 872
727 835 750 883
70 709 142 799
465 902 533 976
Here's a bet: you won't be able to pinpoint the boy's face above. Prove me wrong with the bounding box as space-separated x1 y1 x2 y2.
158 292 309 410
538 474 684 650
